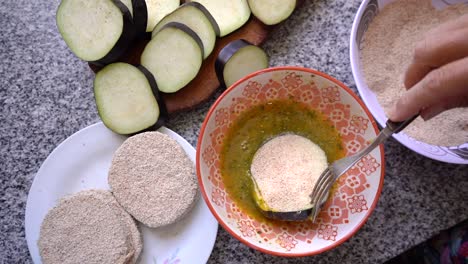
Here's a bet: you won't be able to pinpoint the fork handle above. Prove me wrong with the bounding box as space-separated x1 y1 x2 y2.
386 114 419 134
328 114 419 180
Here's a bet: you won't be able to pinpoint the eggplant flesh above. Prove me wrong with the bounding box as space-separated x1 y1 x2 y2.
248 0 296 25
145 0 180 32
187 0 250 37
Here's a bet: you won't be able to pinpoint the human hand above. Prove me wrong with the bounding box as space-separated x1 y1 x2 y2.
388 14 468 122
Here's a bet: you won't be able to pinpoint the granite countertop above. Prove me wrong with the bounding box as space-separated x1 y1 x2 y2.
1 0 467 263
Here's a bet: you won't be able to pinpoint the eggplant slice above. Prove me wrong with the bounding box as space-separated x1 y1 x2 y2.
152 2 218 58
250 134 329 221
215 39 269 88
141 22 204 93
248 0 296 25
94 63 165 135
187 0 250 37
145 0 180 32
56 0 136 65
252 181 313 221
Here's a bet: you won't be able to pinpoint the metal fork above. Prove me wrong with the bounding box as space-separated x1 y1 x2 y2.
309 115 418 222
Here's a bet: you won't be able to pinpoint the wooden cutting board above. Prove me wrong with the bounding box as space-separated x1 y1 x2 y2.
90 1 303 115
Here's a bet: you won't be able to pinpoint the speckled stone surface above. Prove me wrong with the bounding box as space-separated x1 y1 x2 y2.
0 0 467 263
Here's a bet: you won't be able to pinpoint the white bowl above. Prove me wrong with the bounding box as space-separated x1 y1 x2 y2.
350 0 468 164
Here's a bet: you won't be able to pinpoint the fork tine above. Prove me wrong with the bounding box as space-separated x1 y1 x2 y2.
311 178 335 222
314 176 331 211
310 168 330 201
311 169 332 205
310 169 335 223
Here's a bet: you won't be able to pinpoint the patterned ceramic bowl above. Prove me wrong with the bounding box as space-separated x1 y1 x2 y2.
196 67 385 256
350 0 468 164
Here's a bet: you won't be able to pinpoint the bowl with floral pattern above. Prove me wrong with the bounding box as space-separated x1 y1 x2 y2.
196 67 385 256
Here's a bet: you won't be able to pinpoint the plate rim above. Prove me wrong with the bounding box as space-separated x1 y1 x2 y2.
25 122 218 263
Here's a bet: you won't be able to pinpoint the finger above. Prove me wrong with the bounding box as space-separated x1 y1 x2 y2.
389 56 468 121
428 13 468 35
420 95 468 120
404 62 432 90
404 26 468 89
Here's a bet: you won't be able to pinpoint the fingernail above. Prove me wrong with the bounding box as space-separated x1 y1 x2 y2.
388 104 401 121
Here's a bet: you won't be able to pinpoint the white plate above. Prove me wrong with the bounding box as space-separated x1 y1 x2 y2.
25 123 218 263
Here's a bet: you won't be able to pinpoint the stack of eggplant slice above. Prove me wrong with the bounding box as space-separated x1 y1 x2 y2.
56 0 297 135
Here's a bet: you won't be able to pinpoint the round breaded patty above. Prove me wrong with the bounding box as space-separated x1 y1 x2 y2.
38 190 142 264
108 131 198 228
91 190 142 263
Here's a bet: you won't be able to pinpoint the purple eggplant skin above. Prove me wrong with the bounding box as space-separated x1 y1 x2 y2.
214 39 252 88
136 65 169 132
159 22 205 60
89 0 137 67
260 208 312 222
132 0 150 39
